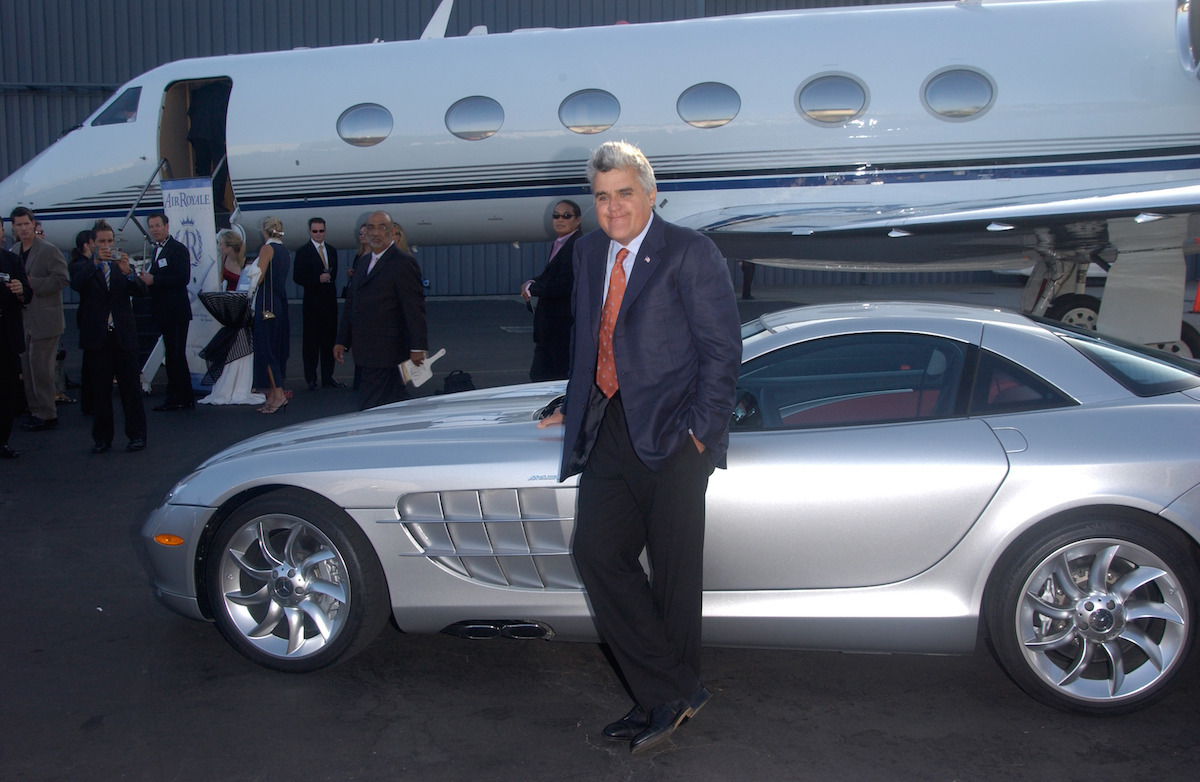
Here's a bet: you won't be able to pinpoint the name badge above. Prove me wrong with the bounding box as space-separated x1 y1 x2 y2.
157 257 167 268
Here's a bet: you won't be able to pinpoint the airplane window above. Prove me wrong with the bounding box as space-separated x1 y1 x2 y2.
677 82 740 129
92 87 142 126
923 69 995 121
558 89 620 134
796 75 867 125
337 103 393 147
445 96 504 141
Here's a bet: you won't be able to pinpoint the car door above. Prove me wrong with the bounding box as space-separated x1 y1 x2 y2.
705 331 1011 590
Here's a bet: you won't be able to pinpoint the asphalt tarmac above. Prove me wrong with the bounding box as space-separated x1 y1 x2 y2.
3 280 1199 781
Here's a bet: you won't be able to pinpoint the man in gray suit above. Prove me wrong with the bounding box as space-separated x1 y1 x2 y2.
539 141 742 754
333 211 428 410
11 208 69 432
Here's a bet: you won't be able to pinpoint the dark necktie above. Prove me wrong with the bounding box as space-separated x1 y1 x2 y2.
103 262 114 328
596 248 628 397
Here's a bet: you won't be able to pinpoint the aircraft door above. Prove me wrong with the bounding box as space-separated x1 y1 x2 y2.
159 77 233 222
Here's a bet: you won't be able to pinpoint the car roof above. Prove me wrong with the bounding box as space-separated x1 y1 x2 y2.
752 301 1032 334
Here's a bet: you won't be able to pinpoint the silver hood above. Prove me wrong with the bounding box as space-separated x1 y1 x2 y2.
172 382 569 509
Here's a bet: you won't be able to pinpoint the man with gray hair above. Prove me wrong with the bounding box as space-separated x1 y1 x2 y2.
539 140 742 754
334 211 428 409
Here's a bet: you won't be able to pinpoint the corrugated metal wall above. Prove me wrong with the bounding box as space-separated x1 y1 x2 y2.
2 0 972 296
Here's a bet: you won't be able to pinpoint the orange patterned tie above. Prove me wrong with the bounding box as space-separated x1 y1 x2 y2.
596 248 628 397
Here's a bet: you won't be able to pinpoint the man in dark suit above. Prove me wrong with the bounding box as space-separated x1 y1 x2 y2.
334 211 428 410
292 217 343 390
521 199 581 381
139 212 194 411
71 221 149 453
539 141 742 754
1 236 34 458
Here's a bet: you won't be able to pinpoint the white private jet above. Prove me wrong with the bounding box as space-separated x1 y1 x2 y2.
3 0 1200 352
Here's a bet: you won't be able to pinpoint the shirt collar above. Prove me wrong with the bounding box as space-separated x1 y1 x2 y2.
609 214 654 267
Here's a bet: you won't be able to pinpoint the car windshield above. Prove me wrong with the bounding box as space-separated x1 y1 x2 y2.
1035 317 1200 397
741 318 768 341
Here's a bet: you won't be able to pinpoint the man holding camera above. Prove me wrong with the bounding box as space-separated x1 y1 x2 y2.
70 220 148 453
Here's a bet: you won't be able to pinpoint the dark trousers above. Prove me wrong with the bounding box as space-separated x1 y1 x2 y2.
78 351 94 414
572 393 711 711
0 345 18 445
160 320 193 405
302 303 337 385
87 335 146 445
741 260 756 299
358 365 407 410
529 340 569 382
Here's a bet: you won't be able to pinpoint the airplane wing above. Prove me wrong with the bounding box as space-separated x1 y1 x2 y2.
680 183 1200 272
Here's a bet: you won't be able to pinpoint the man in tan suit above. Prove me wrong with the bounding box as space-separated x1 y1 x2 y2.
11 208 69 431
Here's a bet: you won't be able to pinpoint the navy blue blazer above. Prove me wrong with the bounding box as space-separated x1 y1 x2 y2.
558 214 742 478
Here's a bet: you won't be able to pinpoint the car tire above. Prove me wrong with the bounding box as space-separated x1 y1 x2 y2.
204 488 390 672
1045 293 1101 329
984 512 1198 715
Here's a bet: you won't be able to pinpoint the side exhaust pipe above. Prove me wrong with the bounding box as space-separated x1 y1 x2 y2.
442 620 555 640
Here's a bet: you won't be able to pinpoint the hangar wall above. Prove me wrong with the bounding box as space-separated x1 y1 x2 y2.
0 0 964 296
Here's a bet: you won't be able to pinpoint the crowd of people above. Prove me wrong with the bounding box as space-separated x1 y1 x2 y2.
0 207 432 457
5 140 745 756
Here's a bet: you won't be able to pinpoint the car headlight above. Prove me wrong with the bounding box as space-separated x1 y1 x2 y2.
160 469 202 507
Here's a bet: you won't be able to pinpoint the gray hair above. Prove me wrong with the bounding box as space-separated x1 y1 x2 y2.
586 140 656 193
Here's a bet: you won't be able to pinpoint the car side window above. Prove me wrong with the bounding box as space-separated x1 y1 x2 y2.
967 350 1074 416
734 332 969 430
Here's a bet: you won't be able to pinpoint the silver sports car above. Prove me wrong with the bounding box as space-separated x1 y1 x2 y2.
142 301 1200 715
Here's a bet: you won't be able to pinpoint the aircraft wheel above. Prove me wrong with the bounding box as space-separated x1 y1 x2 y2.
1045 294 1101 329
1152 321 1200 359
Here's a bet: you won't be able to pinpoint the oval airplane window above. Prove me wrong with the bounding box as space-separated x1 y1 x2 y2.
677 82 740 129
797 74 868 125
92 87 142 126
559 90 620 135
446 96 504 141
337 103 393 147
923 69 995 120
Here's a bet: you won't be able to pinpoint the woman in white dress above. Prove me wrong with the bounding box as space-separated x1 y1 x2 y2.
198 229 266 406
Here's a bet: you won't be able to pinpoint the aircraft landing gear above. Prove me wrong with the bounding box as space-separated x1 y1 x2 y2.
1044 294 1101 329
1042 293 1200 359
